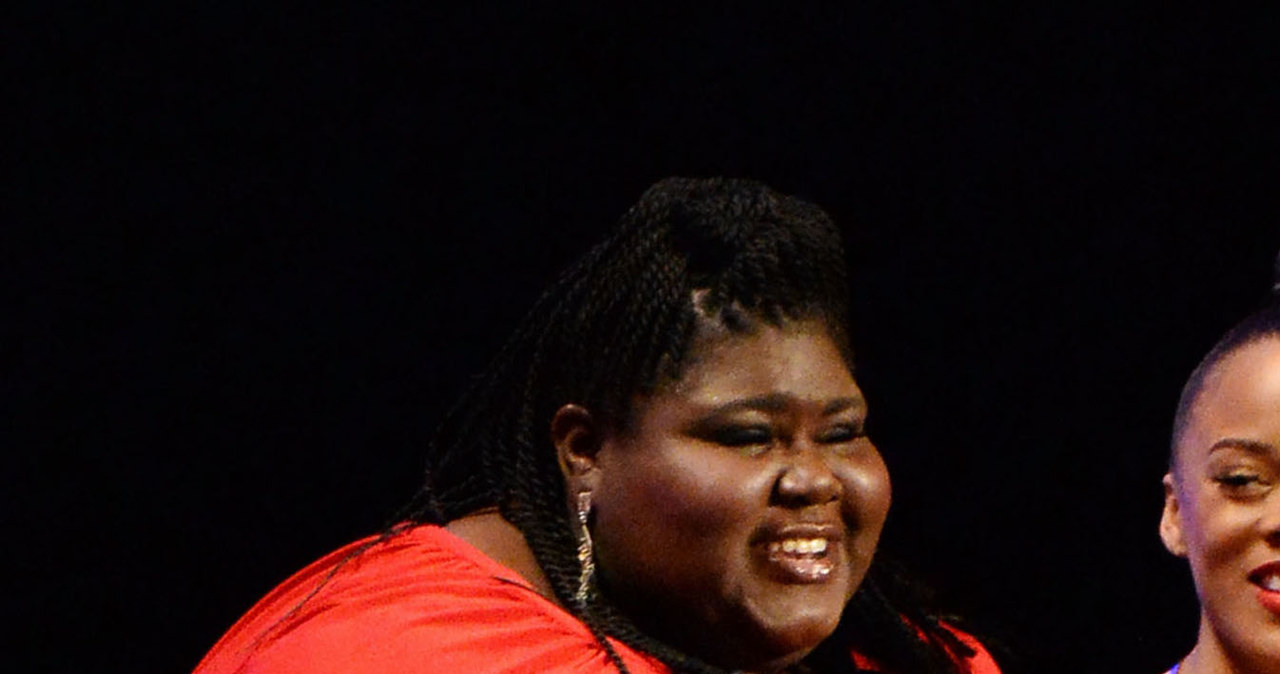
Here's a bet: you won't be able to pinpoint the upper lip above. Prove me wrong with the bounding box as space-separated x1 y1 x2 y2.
1247 560 1280 585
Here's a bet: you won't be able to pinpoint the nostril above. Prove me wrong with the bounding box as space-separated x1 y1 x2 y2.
773 459 842 506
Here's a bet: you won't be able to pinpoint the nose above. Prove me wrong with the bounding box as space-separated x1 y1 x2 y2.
773 444 842 507
1265 494 1280 547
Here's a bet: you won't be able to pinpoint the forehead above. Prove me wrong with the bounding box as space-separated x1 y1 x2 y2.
1198 337 1280 415
1179 337 1280 458
666 320 859 402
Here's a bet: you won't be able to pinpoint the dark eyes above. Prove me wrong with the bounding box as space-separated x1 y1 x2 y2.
1213 472 1272 498
818 425 866 444
707 424 866 452
711 426 773 448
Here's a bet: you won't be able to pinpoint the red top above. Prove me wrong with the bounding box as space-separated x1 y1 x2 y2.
195 525 1000 674
850 624 1001 673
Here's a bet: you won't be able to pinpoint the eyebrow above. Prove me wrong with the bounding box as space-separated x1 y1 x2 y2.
1208 438 1277 456
704 394 866 415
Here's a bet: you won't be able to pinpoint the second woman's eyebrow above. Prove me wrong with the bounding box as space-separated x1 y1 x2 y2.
1208 437 1277 456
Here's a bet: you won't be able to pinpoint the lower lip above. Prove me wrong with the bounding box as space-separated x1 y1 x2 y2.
763 547 837 584
1256 586 1280 616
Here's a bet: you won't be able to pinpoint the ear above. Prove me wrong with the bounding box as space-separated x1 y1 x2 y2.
552 404 604 489
1159 473 1189 557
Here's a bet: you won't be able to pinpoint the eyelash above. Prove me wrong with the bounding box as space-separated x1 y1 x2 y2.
1212 472 1271 497
712 426 772 448
710 424 866 449
820 424 866 443
1215 473 1259 487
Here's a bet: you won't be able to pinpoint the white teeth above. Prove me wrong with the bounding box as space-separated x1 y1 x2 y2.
769 538 829 555
1263 574 1280 592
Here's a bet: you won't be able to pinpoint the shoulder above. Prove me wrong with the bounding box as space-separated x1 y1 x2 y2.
195 525 666 674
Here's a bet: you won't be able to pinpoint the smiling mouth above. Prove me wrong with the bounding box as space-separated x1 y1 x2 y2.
1251 570 1280 592
1247 563 1280 616
764 537 836 583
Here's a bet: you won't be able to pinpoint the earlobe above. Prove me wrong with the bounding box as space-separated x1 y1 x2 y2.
552 404 603 481
1159 473 1188 557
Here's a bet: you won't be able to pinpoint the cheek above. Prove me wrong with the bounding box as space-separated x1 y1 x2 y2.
601 444 774 539
836 453 892 530
1181 494 1252 574
592 446 777 605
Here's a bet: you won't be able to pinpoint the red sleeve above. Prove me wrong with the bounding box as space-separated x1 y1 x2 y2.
194 527 668 674
946 625 1002 674
848 622 1002 673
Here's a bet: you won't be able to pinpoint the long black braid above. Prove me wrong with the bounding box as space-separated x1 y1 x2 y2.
410 177 974 673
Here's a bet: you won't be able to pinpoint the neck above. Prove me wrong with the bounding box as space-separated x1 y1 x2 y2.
445 509 559 602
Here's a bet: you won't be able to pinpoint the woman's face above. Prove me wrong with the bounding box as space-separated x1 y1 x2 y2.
583 320 890 672
1161 337 1280 670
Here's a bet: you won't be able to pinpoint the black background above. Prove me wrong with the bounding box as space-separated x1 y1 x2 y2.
13 5 1280 673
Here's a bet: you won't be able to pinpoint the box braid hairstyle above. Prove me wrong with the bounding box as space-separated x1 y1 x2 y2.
1170 250 1280 472
408 177 975 674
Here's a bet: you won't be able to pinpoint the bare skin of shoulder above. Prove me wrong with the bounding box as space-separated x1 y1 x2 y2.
445 509 559 602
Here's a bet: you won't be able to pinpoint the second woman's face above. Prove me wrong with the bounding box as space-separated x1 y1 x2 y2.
588 321 890 672
1162 337 1280 670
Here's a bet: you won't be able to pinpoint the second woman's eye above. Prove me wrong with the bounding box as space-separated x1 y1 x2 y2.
1212 472 1272 498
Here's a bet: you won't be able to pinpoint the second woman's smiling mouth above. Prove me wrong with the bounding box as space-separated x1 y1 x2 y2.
1250 561 1280 615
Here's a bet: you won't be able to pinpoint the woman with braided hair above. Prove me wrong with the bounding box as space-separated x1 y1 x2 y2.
1158 255 1280 674
196 178 1001 674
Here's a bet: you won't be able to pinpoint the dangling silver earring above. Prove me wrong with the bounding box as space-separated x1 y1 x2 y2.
574 490 595 606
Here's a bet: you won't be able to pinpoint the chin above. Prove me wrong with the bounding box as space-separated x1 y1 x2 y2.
1204 603 1280 671
717 601 844 672
1225 625 1280 670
